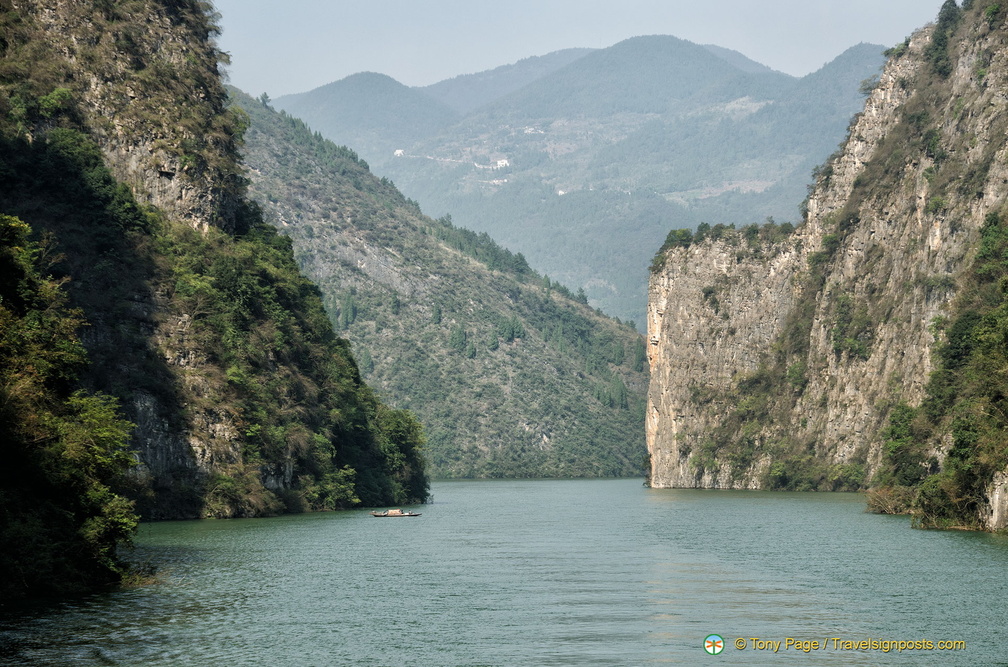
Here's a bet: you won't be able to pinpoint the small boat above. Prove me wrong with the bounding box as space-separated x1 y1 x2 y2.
370 508 421 517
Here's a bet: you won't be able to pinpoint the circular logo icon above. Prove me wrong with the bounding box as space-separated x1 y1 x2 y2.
704 634 725 655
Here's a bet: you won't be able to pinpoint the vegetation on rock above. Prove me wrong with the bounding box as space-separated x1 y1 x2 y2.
648 1 1008 530
0 0 429 598
873 209 1008 528
0 213 138 600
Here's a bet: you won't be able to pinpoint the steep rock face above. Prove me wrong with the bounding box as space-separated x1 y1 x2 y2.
987 471 1008 531
6 0 249 515
12 0 242 231
647 239 802 488
647 7 1008 530
3 1 432 518
647 29 933 488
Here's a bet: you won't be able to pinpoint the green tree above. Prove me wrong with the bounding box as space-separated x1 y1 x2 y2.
449 323 467 352
632 337 647 372
374 405 430 504
0 214 138 600
340 291 357 328
926 0 963 77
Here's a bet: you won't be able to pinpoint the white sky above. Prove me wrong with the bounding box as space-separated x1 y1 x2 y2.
212 0 949 97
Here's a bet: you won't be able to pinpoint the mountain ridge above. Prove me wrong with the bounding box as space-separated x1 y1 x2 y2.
276 37 885 326
273 71 460 165
419 47 596 115
701 44 779 74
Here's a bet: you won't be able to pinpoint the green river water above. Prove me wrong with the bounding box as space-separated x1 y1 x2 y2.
1 478 1007 665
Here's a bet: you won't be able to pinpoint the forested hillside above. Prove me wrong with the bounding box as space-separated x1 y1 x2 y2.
0 0 427 599
232 89 649 479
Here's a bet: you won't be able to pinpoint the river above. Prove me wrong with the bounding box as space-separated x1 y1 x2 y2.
1 478 1006 665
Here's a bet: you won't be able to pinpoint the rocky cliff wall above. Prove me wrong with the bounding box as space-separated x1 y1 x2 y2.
647 6 1008 530
4 1 261 516
12 0 241 232
646 236 802 488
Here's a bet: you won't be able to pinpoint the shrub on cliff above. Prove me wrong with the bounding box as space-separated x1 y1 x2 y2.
649 228 693 272
926 0 963 77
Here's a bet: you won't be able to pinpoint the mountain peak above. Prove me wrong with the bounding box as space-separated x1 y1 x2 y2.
702 44 781 75
420 47 595 114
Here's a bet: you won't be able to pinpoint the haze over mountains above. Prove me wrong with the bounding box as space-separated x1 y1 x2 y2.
275 36 886 326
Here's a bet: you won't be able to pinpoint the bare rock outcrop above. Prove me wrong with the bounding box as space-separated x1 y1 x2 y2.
647 10 1008 531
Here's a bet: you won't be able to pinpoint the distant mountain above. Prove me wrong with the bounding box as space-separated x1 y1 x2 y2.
388 39 885 325
233 88 649 480
475 35 792 120
702 44 778 74
274 72 460 163
790 42 887 107
420 48 595 115
276 36 886 327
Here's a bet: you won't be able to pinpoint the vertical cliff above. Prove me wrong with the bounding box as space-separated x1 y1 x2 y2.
1 0 250 516
9 0 244 231
0 0 429 523
647 1 1008 531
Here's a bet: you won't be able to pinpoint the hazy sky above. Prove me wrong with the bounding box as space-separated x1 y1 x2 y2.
213 0 948 97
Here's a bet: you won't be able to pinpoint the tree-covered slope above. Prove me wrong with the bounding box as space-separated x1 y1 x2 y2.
0 213 138 600
0 0 429 598
232 88 649 479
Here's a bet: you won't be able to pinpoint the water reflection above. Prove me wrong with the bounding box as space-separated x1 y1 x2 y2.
1 480 1006 665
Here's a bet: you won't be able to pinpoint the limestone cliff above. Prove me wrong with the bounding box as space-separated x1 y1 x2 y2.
647 2 1008 531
